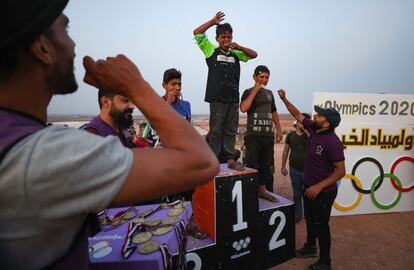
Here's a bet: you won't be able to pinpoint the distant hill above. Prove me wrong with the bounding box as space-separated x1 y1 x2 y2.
48 113 298 122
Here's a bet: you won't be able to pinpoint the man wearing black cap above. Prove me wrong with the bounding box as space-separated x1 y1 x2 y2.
0 1 219 269
240 65 283 202
278 89 345 270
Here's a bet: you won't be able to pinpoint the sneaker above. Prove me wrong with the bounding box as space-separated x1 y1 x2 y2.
296 243 318 258
307 258 331 270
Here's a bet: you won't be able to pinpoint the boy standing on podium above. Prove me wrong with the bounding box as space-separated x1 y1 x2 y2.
240 65 282 202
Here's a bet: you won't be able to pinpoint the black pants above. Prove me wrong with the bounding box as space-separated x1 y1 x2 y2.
304 188 337 260
245 136 274 190
208 102 239 160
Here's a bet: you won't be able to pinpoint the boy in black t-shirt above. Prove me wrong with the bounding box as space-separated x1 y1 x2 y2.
240 66 282 202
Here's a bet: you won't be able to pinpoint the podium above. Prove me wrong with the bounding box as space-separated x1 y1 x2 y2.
185 164 295 269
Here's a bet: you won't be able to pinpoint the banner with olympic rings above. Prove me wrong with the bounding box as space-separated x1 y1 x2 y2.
313 92 414 215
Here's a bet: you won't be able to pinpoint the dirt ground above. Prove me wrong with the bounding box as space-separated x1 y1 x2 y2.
269 143 414 270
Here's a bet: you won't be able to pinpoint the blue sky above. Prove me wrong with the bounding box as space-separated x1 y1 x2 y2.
48 0 414 115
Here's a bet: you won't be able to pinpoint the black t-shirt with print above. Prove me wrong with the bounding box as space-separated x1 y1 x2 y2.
241 88 277 137
205 48 241 103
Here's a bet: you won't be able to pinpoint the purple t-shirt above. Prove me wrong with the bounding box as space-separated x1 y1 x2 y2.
303 118 345 192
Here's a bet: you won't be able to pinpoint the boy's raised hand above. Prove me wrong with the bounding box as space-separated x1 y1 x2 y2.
229 42 241 50
212 11 225 25
166 90 180 104
277 89 286 100
253 81 263 92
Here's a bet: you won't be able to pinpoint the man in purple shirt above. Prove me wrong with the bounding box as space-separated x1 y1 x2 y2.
278 89 345 270
84 90 135 148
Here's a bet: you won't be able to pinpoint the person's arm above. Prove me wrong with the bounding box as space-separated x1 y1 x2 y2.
240 84 261 113
272 112 282 143
277 89 305 124
229 43 257 59
83 55 219 204
193 11 225 35
304 161 346 200
281 143 290 176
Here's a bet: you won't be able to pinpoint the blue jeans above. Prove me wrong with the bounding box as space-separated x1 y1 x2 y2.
289 166 304 220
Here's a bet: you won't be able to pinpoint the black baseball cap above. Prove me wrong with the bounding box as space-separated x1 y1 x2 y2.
314 105 341 128
0 0 69 50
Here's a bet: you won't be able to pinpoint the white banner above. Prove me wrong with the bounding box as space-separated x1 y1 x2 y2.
313 92 414 216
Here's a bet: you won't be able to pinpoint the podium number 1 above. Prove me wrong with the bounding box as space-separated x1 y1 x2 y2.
232 181 248 232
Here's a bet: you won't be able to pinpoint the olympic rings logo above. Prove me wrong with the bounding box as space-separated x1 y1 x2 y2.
333 156 414 211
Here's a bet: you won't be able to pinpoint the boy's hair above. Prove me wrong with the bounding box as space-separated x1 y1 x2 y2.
216 23 233 37
254 65 270 76
98 89 116 109
163 68 181 84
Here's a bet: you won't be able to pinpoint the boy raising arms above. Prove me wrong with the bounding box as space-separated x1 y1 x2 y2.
240 66 282 202
193 11 257 170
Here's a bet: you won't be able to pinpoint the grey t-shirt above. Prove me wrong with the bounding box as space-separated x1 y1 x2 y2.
0 125 133 270
241 88 277 137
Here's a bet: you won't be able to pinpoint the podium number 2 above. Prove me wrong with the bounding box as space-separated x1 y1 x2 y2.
186 253 202 270
232 181 248 232
268 211 286 251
